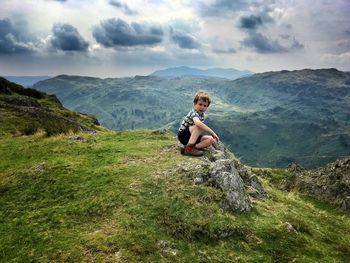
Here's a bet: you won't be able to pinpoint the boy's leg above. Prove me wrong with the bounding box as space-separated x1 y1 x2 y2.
195 135 216 149
183 125 203 156
188 125 201 145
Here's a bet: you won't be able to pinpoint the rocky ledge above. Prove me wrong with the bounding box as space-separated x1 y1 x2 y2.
279 158 350 212
174 142 267 213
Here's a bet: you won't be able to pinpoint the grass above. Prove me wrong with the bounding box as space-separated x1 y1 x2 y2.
0 130 349 262
0 94 101 137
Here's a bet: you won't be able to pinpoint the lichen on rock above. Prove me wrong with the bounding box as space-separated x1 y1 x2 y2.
178 142 267 213
279 158 350 212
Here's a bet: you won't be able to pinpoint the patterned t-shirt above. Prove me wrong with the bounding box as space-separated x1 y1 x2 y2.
178 109 204 133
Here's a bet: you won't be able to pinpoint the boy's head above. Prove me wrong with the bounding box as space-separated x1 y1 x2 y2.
193 91 211 107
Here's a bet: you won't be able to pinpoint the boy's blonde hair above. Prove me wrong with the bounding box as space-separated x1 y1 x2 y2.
193 91 211 106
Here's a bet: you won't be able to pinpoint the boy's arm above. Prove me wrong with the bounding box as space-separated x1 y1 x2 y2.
193 117 220 142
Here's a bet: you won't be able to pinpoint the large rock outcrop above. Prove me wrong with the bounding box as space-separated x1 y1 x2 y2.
279 158 350 211
177 142 267 213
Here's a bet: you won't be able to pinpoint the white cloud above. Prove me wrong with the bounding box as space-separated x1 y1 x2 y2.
322 52 350 66
0 0 349 76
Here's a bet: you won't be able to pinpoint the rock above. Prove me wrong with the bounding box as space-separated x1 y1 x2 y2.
179 142 267 213
33 163 45 173
193 177 204 185
67 135 87 142
341 196 350 211
157 240 177 256
0 95 41 107
278 173 297 192
287 162 305 173
152 129 168 135
285 222 297 233
207 143 267 199
279 158 350 212
209 158 252 213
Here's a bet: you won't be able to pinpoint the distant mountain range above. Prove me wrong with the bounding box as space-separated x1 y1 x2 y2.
4 66 251 87
32 68 350 168
150 66 253 79
4 76 51 87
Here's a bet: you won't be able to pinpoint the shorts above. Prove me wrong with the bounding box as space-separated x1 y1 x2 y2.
177 127 203 146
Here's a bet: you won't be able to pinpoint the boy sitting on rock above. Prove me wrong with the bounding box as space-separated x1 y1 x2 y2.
177 91 220 156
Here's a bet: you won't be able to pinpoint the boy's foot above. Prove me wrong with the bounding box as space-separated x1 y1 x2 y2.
180 147 185 154
181 146 204 156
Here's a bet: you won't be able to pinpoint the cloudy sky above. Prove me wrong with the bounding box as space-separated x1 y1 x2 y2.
1 0 350 77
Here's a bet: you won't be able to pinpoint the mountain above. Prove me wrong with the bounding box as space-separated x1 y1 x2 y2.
0 76 101 136
150 66 253 79
205 68 350 167
1 78 349 262
4 75 51 87
33 69 350 168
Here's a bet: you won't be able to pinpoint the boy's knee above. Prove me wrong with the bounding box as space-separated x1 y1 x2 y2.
208 136 216 144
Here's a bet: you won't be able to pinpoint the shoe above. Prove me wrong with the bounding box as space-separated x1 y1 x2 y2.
182 146 204 156
180 147 185 154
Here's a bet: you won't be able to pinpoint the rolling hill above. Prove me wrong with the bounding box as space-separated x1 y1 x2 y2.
150 66 253 79
33 68 350 168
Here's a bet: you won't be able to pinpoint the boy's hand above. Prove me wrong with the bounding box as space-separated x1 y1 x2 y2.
211 133 219 142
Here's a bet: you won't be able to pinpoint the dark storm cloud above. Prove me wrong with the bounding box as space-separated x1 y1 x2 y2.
196 0 249 16
238 9 275 30
241 32 304 53
237 7 303 54
212 47 236 54
51 23 89 51
93 18 163 47
291 38 304 51
109 0 138 15
239 15 263 30
170 30 200 49
0 18 36 54
241 32 287 53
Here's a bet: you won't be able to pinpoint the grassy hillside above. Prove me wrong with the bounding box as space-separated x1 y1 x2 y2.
0 77 102 136
1 130 349 262
33 69 350 168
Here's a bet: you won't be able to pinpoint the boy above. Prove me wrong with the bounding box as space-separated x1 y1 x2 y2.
177 91 220 156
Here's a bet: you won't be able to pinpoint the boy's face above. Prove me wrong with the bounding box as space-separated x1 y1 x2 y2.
194 99 208 114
